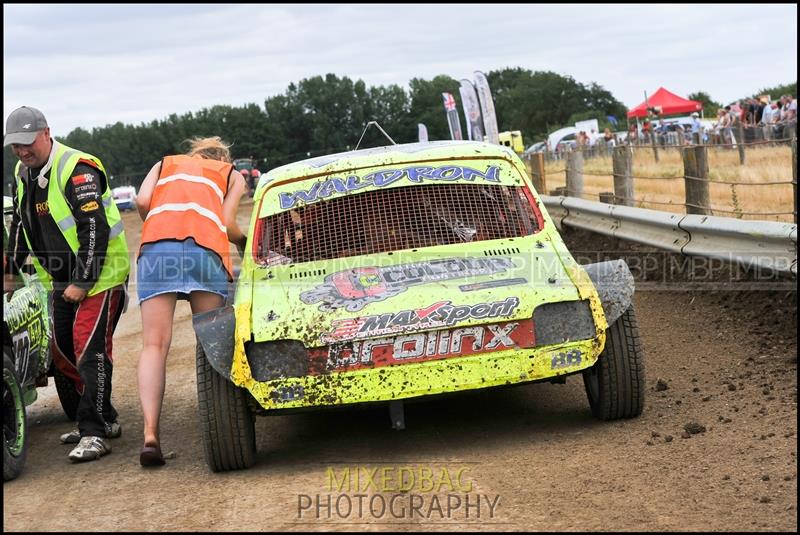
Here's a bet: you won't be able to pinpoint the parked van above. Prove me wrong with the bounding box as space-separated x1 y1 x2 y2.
498 131 524 154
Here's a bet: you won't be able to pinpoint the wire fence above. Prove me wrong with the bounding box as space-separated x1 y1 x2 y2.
529 133 798 222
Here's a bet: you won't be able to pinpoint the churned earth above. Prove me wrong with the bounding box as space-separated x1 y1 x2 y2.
3 202 796 531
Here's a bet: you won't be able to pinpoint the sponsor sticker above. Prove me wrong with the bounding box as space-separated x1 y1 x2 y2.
320 297 521 343
80 200 99 212
75 182 98 192
459 277 528 292
35 201 49 216
279 165 501 209
313 318 534 372
301 256 517 312
71 173 92 185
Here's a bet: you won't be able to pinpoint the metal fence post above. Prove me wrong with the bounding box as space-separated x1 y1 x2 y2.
683 145 710 215
612 145 634 207
566 151 584 198
793 133 797 224
650 130 660 163
736 122 745 165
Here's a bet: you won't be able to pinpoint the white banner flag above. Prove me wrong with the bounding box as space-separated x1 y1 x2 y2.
418 123 429 142
459 79 484 141
474 71 499 144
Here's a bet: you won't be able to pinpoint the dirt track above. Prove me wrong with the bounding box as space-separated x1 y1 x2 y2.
3 202 797 531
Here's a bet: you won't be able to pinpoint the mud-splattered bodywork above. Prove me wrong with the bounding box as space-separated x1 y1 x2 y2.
194 141 634 411
3 198 52 402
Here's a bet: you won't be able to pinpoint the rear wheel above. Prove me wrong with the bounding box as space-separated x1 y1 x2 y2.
196 341 256 472
583 304 645 420
4 350 28 481
53 366 80 421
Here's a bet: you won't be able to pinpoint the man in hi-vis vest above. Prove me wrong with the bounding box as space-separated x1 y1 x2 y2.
3 106 130 463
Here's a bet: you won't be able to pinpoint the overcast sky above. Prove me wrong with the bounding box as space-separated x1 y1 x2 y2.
3 3 797 137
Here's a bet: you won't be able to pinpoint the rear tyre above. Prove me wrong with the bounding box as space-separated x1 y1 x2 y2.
196 341 256 472
53 366 80 421
4 350 28 481
583 304 645 420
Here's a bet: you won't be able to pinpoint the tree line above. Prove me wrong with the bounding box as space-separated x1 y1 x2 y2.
3 69 795 192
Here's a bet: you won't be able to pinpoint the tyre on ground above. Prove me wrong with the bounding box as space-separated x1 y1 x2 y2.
583 304 645 420
4 350 28 482
195 341 256 472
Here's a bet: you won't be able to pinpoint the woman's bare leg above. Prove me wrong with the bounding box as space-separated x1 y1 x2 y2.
138 293 177 446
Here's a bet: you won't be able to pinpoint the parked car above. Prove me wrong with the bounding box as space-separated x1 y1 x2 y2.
192 140 645 472
523 141 548 157
111 186 137 211
3 197 53 481
556 135 578 152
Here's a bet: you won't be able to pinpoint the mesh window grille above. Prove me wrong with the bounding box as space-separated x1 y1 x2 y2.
256 183 540 265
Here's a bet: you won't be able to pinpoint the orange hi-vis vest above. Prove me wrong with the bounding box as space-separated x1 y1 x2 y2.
140 155 234 279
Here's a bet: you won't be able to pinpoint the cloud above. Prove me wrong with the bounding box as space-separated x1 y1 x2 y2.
3 4 796 134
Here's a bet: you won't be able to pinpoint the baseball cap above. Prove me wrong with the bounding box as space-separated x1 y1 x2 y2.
4 106 48 147
691 112 699 117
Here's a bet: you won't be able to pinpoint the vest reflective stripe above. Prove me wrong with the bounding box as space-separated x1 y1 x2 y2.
140 155 234 279
56 213 125 240
55 196 117 231
145 202 227 233
157 173 224 202
56 147 81 179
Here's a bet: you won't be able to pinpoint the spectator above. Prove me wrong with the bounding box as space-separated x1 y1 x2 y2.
690 112 704 142
713 108 729 144
785 95 797 122
756 98 768 125
642 120 652 143
674 123 686 145
778 95 791 122
760 99 773 125
628 122 638 144
588 128 599 147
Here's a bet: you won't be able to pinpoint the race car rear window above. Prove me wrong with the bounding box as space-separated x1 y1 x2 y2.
255 182 541 265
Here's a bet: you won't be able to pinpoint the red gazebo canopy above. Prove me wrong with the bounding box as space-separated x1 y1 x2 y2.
627 87 703 119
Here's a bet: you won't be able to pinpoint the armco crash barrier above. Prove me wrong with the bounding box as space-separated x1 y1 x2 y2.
541 195 797 276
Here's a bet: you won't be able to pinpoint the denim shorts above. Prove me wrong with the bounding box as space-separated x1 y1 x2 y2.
136 238 229 303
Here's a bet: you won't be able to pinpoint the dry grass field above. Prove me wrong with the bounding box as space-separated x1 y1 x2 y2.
539 144 795 222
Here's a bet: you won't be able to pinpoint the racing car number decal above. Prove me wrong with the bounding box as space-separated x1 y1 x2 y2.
311 319 534 371
279 164 501 209
550 349 583 369
300 256 517 312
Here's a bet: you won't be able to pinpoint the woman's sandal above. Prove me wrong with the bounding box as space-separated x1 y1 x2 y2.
140 442 166 467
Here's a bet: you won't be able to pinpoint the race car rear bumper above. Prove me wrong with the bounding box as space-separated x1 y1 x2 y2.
241 336 602 410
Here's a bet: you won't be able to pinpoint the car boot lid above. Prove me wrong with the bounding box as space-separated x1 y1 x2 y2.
246 236 582 347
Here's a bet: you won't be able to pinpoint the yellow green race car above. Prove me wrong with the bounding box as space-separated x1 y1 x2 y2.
193 140 644 472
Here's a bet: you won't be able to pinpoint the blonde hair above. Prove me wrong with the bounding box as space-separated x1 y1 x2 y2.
186 136 232 163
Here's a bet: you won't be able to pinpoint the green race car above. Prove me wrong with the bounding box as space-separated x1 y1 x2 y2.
193 141 644 472
3 196 53 481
